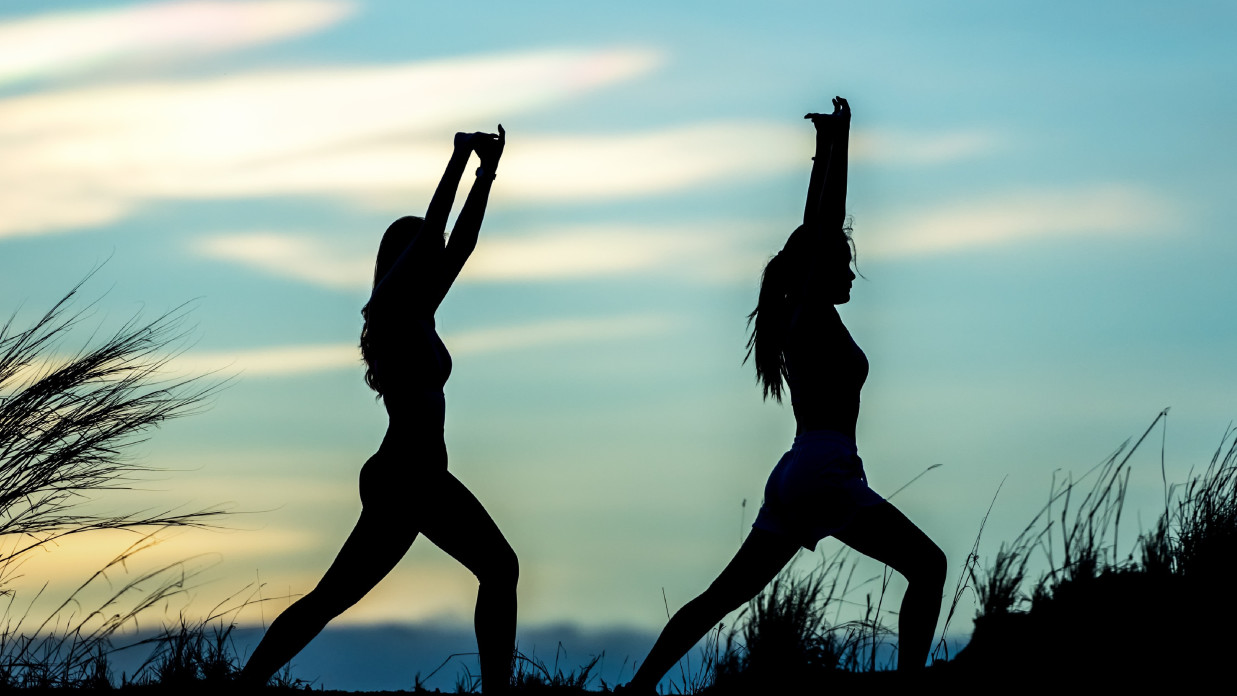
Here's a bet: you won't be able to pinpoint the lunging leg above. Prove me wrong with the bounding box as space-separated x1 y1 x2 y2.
240 507 418 685
833 502 946 670
420 472 518 695
627 529 800 692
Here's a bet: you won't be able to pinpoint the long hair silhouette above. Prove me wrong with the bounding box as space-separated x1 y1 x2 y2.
625 98 946 693
360 215 426 395
240 127 517 693
746 222 857 403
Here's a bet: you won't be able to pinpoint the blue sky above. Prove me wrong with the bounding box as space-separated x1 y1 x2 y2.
2 0 1235 685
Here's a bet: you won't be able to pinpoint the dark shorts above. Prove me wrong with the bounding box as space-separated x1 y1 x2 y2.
752 430 885 551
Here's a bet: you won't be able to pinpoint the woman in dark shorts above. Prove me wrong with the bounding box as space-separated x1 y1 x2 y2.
240 127 517 693
625 98 946 689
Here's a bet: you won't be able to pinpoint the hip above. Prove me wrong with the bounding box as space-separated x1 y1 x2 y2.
780 430 863 471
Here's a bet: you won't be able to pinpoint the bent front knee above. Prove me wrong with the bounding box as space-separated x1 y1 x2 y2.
478 545 519 587
914 543 947 589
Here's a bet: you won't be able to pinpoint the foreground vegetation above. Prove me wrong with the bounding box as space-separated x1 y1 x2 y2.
1 282 1232 692
699 408 1235 692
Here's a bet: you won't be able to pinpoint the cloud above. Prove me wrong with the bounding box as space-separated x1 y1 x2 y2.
187 183 1169 291
194 233 372 289
170 342 362 377
852 128 1002 166
194 222 767 289
861 184 1175 258
0 0 354 86
0 19 1003 244
463 225 717 281
497 122 803 200
446 314 672 354
0 47 664 239
10 527 318 578
163 313 672 377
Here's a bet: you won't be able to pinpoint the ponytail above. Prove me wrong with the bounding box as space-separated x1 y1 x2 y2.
744 251 794 402
746 220 858 402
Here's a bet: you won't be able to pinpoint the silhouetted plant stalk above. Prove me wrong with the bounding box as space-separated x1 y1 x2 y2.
703 551 895 692
0 278 228 687
0 279 225 560
959 409 1237 680
509 645 602 692
1170 423 1237 579
966 409 1171 619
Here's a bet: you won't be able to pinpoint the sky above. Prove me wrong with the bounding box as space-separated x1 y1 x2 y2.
1 0 1236 688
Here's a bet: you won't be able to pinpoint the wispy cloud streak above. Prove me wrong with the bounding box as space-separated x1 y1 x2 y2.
852 128 1002 166
194 234 372 290
194 222 766 289
0 47 662 239
861 184 1174 258
0 0 354 86
163 314 672 377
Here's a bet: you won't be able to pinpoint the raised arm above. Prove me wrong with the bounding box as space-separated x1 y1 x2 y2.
423 134 474 242
370 132 479 312
430 124 505 308
802 96 851 232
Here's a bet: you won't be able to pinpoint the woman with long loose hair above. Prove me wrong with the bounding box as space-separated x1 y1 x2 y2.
624 98 946 690
240 127 517 692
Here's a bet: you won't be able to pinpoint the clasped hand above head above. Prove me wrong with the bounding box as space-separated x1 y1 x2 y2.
805 96 851 133
454 124 505 175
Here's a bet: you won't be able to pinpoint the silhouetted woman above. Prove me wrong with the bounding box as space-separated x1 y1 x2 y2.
240 127 517 692
624 98 946 690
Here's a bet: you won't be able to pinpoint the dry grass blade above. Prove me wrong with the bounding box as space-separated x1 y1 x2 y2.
0 277 230 688
0 278 228 566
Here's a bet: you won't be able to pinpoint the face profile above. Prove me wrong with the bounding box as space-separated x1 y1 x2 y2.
800 235 856 305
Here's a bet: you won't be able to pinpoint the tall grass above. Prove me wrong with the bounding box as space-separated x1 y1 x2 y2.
697 551 895 693
959 409 1237 679
690 409 1237 690
0 278 228 688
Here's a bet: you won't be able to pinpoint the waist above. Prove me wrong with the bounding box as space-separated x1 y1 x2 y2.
383 390 445 424
790 429 857 452
791 399 858 438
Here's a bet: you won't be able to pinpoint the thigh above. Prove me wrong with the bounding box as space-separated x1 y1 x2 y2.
311 507 420 611
702 528 801 605
832 502 937 575
418 472 515 577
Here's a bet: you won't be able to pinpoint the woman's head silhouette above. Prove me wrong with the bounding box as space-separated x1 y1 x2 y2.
360 215 426 396
746 222 857 402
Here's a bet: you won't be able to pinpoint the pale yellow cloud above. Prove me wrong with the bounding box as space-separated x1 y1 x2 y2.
852 128 1002 165
8 527 317 580
446 313 672 354
194 234 373 289
194 222 760 290
161 313 672 377
3 313 672 384
861 184 1174 258
0 0 354 85
497 122 804 200
169 342 362 377
0 47 663 239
